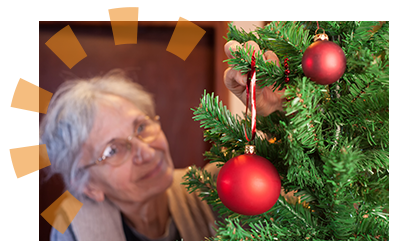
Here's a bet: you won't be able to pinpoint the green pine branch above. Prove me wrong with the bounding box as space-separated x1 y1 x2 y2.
192 90 244 145
212 196 324 241
184 21 389 241
255 21 313 56
225 21 315 90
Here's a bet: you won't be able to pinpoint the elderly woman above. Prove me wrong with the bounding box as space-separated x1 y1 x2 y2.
40 41 284 241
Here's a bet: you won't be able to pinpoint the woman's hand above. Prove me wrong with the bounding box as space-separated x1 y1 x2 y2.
223 40 285 117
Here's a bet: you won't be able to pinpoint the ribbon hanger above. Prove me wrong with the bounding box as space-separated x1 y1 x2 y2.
244 50 257 143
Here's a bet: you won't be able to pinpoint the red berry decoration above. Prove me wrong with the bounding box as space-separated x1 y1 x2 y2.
217 145 281 215
284 57 290 83
302 30 346 85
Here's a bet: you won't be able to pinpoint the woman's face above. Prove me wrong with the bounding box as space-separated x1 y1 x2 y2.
81 94 174 204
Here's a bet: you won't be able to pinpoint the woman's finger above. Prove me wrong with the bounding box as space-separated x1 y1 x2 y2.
224 68 247 89
243 41 260 54
224 40 242 59
224 68 247 104
263 50 280 67
243 40 264 59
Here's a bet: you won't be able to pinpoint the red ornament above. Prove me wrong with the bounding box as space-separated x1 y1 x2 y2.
217 145 281 215
217 51 281 216
302 40 346 85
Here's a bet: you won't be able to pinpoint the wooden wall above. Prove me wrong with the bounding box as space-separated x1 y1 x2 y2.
39 21 229 240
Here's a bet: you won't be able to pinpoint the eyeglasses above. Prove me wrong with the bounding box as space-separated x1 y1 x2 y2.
82 115 161 169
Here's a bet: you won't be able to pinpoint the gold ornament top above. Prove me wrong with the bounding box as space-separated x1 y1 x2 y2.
245 144 256 155
314 30 329 42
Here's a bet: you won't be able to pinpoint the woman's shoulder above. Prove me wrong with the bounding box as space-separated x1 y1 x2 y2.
168 163 221 240
50 225 77 241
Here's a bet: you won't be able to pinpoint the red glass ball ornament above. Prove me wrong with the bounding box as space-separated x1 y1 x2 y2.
216 147 281 215
302 40 346 85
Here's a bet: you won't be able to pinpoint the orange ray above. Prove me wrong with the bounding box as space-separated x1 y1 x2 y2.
10 144 51 178
166 17 206 61
11 79 53 114
41 191 83 234
109 7 139 45
45 25 87 69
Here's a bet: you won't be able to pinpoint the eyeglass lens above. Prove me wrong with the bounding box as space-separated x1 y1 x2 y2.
98 116 160 166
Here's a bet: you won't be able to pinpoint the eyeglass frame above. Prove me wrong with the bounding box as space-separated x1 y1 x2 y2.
81 115 161 170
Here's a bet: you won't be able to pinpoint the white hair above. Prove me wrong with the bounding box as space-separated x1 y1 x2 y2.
40 69 155 198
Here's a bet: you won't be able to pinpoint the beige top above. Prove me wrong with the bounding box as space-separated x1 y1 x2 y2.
51 167 217 241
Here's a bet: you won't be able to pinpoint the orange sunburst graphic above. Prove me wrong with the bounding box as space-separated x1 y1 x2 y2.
10 7 206 235
109 7 139 45
167 17 206 60
45 25 87 69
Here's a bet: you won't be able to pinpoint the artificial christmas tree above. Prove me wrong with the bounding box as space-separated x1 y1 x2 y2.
183 21 389 241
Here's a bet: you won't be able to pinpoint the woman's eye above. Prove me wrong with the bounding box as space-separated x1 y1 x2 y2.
103 145 118 158
136 123 147 134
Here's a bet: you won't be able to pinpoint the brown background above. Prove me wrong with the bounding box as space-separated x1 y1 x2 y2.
39 21 229 240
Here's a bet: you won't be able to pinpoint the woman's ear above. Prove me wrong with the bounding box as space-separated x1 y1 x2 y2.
82 182 105 202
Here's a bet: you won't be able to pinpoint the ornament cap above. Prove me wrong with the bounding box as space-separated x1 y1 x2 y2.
314 31 329 42
314 21 329 42
244 144 256 155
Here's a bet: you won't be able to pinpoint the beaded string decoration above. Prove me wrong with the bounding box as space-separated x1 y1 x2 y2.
284 58 290 83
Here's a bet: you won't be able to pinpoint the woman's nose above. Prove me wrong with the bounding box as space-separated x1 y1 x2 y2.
132 140 155 165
